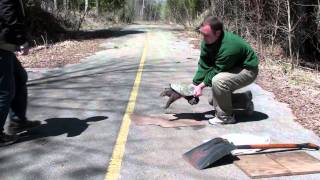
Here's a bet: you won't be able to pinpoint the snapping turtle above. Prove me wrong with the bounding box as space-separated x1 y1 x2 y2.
160 83 199 109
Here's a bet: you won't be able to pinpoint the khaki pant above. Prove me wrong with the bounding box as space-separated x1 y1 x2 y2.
211 67 258 119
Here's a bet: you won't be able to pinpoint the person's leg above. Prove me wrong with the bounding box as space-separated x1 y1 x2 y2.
0 50 14 131
209 90 252 109
210 68 258 124
232 91 252 108
10 56 28 121
7 56 41 135
0 50 17 145
232 90 254 116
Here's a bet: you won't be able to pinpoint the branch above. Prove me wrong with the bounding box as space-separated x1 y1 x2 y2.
292 3 318 7
291 15 305 31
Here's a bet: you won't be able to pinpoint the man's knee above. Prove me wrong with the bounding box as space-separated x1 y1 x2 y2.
211 74 231 91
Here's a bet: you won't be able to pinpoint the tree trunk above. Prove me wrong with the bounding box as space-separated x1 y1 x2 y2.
85 0 89 12
287 0 294 70
222 1 225 17
96 0 100 16
235 2 238 34
54 0 58 10
208 0 215 15
63 0 69 10
241 0 246 37
254 0 263 56
271 0 280 53
140 0 145 20
318 0 320 31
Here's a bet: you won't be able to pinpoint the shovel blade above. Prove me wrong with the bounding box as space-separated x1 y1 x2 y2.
183 137 236 170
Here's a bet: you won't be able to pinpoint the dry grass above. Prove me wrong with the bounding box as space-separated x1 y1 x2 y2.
256 61 320 135
18 39 103 68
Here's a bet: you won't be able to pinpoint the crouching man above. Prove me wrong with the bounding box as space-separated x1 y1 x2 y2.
193 16 259 124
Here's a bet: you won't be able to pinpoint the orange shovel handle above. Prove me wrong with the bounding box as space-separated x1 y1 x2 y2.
236 143 319 150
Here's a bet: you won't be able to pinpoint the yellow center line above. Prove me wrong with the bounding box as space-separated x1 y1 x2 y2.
105 33 149 180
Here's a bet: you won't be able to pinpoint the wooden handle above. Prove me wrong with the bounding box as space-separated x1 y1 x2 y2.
236 143 319 150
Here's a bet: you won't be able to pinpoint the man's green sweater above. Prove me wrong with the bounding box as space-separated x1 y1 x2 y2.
193 31 259 87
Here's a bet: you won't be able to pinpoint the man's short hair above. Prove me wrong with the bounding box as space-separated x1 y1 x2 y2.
202 16 223 32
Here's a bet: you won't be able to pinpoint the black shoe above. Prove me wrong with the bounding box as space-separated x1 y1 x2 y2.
232 90 253 109
0 132 18 147
243 90 253 100
245 101 254 116
7 120 41 135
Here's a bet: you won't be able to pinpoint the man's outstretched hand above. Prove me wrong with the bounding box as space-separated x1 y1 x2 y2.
193 82 206 97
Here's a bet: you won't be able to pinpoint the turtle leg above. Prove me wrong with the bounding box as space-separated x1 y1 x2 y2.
164 89 182 109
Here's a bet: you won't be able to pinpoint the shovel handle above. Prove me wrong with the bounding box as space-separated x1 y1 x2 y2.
236 143 319 150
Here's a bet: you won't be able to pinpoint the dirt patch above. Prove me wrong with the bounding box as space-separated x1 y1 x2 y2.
256 65 320 135
131 114 206 128
18 39 104 68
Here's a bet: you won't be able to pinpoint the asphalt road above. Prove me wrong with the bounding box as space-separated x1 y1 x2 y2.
0 24 320 180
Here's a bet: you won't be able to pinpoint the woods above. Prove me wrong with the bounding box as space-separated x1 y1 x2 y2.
164 0 320 69
23 0 319 69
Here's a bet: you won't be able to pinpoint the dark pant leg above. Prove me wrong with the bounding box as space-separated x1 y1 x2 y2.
0 50 15 131
211 68 258 118
10 55 28 122
232 92 251 109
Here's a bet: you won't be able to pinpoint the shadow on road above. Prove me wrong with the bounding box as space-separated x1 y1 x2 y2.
0 116 109 179
27 61 140 86
235 111 269 123
204 154 239 169
68 28 145 40
16 116 108 143
169 110 268 123
170 110 215 121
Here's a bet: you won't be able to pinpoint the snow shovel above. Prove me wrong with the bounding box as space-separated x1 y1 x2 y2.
183 137 319 170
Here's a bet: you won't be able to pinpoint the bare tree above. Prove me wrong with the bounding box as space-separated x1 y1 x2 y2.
270 0 282 53
54 0 58 10
140 0 145 18
63 0 69 10
85 0 89 12
286 0 294 69
96 0 100 15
